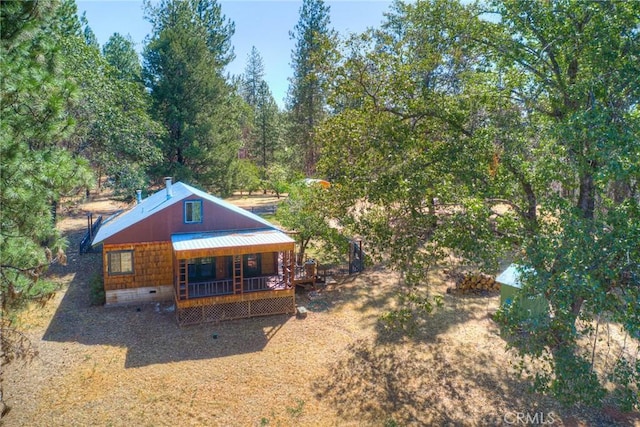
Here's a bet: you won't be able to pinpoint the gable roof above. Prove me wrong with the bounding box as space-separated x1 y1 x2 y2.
91 181 276 246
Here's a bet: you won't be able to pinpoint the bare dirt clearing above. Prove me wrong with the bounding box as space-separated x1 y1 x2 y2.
3 193 638 426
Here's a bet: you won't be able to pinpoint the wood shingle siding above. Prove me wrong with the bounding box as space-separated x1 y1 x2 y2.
103 242 173 291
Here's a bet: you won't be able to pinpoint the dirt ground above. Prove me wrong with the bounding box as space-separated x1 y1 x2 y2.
2 192 639 426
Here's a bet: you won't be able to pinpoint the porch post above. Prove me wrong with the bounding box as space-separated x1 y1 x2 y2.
233 255 243 294
287 249 295 288
176 256 188 300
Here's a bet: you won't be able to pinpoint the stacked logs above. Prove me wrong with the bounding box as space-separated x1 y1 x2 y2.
447 272 500 295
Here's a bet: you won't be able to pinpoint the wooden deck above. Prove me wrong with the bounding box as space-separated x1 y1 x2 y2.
174 287 295 325
173 249 297 325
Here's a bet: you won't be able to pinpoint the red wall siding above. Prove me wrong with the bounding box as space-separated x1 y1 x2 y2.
104 196 268 245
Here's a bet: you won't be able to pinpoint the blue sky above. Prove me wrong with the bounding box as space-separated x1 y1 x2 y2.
77 0 394 108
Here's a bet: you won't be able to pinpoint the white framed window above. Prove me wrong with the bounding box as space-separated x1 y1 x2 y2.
108 250 134 275
184 200 203 223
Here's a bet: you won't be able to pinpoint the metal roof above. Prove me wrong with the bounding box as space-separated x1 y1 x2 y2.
171 229 294 252
92 181 277 245
496 264 533 288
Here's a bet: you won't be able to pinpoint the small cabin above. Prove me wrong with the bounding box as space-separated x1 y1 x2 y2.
91 178 296 325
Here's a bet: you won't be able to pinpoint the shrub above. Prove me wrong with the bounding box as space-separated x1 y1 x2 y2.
89 273 105 306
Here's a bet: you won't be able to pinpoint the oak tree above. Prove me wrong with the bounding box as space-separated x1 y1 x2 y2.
318 0 639 408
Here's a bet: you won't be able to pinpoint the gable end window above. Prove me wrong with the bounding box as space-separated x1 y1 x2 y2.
184 200 203 223
108 250 134 275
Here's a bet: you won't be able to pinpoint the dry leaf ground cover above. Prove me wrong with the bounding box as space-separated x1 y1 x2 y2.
2 193 639 426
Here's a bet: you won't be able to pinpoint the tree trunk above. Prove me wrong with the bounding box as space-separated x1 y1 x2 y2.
577 169 596 220
505 161 538 233
177 147 184 165
50 200 57 225
298 238 311 265
97 166 103 192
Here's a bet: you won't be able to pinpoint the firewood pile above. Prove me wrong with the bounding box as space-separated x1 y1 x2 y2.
447 272 500 295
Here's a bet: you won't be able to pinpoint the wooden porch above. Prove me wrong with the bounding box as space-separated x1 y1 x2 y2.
171 231 296 325
175 288 295 326
186 275 287 298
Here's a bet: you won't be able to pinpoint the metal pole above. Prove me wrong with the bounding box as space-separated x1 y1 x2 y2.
349 241 353 275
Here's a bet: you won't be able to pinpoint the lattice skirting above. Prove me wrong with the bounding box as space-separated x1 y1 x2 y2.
176 295 295 326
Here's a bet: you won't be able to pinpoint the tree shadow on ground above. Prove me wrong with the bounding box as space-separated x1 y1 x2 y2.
309 268 513 425
312 337 523 426
43 247 290 369
312 336 632 426
311 274 636 426
314 263 499 347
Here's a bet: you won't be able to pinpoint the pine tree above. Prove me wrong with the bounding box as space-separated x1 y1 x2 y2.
59 13 162 196
1 0 92 363
143 0 240 194
103 33 142 83
287 0 337 176
242 46 265 108
240 47 281 184
255 80 280 173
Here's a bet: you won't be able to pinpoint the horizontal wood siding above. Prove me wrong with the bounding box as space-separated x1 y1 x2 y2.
103 242 173 291
262 252 276 275
104 195 271 245
216 256 230 278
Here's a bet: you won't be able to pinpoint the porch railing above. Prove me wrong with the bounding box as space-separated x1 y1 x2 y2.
244 275 284 292
188 279 233 298
184 275 284 299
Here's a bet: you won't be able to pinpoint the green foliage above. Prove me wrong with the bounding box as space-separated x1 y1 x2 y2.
240 47 283 181
608 357 640 412
287 0 338 176
0 0 637 414
488 0 639 406
233 159 261 195
276 182 341 262
143 0 241 194
265 164 295 198
254 81 282 173
102 32 142 82
317 0 640 408
58 10 162 196
1 0 91 340
242 46 265 109
285 398 305 419
89 273 105 306
80 14 99 48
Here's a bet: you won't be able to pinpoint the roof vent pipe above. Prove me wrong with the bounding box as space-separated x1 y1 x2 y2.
164 177 173 199
136 190 142 204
